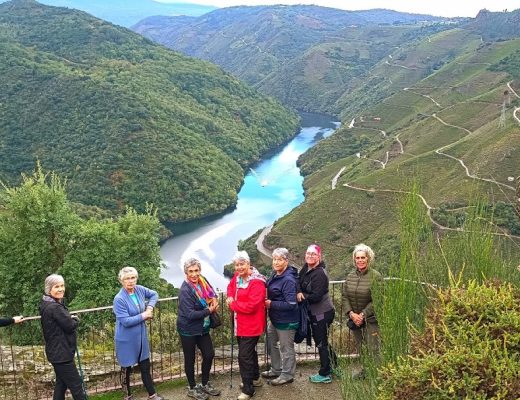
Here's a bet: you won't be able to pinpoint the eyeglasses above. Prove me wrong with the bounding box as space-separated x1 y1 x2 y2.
306 252 319 257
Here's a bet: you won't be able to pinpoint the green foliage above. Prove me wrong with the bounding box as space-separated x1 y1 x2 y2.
378 281 520 400
0 166 164 341
0 0 299 222
490 48 520 79
133 6 450 114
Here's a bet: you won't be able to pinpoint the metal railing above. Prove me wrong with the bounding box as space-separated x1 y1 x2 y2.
0 282 355 399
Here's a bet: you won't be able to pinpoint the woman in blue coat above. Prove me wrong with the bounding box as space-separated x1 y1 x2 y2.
113 266 165 400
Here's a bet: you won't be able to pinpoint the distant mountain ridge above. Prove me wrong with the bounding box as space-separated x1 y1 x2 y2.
0 0 216 26
0 0 298 222
132 5 453 114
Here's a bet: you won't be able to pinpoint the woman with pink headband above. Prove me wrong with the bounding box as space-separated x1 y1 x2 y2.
296 244 337 383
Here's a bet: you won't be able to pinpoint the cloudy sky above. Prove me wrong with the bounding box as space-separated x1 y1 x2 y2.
156 0 519 17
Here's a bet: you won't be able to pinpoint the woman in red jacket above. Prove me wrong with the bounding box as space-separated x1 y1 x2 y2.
226 251 266 400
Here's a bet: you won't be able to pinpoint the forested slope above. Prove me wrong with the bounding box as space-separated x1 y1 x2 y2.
0 0 299 222
132 5 450 114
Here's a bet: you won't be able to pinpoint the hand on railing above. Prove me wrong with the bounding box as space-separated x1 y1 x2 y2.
142 307 153 321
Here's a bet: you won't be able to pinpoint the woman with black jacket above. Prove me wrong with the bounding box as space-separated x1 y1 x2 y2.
39 274 86 400
177 258 221 400
297 244 337 384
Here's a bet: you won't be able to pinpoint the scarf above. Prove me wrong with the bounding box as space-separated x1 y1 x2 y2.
189 275 216 308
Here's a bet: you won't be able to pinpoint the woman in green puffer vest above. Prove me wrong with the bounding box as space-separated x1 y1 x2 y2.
341 243 382 370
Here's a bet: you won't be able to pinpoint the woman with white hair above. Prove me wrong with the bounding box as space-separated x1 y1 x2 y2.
342 243 383 376
177 258 221 400
39 274 86 400
226 251 266 400
262 248 299 386
113 266 165 400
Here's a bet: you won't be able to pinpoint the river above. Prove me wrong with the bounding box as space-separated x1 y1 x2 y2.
160 112 339 291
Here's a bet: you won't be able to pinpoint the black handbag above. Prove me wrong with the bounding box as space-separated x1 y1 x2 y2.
209 312 221 329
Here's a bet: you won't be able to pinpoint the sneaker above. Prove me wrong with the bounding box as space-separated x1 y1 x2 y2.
309 374 332 384
187 386 209 400
240 378 263 389
200 382 221 396
261 370 280 379
237 392 255 400
149 395 167 400
270 377 294 386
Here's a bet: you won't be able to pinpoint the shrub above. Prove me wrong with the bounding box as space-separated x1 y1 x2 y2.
378 280 520 400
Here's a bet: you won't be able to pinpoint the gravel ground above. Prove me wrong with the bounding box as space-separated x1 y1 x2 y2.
155 362 343 400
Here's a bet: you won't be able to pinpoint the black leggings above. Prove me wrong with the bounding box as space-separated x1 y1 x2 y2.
310 309 337 376
179 333 215 389
52 360 86 400
120 358 155 397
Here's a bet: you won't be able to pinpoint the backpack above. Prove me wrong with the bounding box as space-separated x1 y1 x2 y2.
294 300 309 344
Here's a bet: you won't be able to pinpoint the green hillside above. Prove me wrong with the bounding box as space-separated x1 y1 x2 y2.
132 5 451 114
245 23 520 279
0 0 299 222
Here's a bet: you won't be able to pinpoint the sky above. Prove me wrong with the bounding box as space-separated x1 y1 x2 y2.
155 0 520 18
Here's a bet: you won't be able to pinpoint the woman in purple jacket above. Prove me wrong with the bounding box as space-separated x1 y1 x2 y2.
113 266 165 400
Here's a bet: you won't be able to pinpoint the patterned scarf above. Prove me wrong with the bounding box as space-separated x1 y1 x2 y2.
189 275 216 308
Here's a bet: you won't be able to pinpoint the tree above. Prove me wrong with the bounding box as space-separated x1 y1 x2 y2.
0 166 163 328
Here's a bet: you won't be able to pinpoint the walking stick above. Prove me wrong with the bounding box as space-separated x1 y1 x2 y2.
230 312 234 388
76 345 89 399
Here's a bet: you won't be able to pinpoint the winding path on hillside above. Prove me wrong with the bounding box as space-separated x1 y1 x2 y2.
255 224 273 257
432 113 515 191
403 87 442 107
339 81 519 240
331 166 346 189
342 182 520 239
507 81 520 126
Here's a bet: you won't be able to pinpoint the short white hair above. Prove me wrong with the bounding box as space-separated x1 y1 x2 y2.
272 248 289 260
44 274 65 295
352 243 375 266
232 250 250 263
183 258 202 274
118 266 138 283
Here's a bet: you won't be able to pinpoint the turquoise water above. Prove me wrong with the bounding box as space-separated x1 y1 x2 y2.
160 112 339 290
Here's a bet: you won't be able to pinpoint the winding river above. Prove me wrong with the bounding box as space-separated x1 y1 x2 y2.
160 112 339 291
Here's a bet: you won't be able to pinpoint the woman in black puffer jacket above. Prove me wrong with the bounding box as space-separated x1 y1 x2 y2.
39 274 86 400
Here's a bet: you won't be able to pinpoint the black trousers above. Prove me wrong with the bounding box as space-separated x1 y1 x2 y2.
180 333 215 388
120 358 155 397
310 308 337 377
52 360 86 400
237 336 260 396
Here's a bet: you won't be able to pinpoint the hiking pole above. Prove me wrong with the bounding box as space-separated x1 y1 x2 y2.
230 313 234 388
76 345 89 399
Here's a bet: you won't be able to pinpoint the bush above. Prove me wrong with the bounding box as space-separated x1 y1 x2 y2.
378 280 520 400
